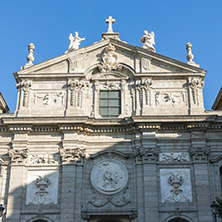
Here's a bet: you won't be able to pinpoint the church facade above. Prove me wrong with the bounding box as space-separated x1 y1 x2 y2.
0 17 222 222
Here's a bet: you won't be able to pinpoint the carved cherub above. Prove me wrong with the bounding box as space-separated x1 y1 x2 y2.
140 30 156 52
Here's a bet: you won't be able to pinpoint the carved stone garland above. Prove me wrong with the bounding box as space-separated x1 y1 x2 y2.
16 80 32 107
68 79 89 107
9 148 29 164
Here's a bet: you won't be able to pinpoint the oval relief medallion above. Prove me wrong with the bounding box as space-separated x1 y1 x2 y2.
91 160 128 195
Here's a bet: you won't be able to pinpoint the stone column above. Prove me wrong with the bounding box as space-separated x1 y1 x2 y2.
189 130 211 222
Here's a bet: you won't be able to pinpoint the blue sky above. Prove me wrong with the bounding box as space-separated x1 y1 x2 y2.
1 0 222 112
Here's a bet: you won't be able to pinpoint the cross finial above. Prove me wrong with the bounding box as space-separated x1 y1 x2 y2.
106 16 115 33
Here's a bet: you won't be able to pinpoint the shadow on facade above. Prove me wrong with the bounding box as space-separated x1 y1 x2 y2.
0 118 214 222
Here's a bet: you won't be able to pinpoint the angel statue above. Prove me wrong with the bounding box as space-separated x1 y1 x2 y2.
65 32 85 53
140 30 156 52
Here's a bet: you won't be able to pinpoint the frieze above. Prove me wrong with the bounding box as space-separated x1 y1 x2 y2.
159 152 189 162
34 92 64 106
102 81 121 90
155 92 186 106
9 148 28 164
28 154 58 165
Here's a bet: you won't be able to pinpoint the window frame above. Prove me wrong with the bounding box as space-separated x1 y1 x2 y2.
99 90 121 118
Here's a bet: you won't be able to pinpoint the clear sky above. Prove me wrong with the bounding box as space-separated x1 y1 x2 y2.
1 0 222 112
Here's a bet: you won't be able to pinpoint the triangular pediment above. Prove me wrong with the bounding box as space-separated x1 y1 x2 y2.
16 38 206 78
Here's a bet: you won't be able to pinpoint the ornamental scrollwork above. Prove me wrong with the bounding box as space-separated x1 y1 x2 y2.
16 80 32 107
189 146 211 161
102 43 118 71
68 79 89 107
0 158 8 166
59 148 87 164
89 186 130 207
9 148 29 164
133 146 160 162
189 78 204 105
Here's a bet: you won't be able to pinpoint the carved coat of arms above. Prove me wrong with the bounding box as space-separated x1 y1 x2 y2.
102 43 118 71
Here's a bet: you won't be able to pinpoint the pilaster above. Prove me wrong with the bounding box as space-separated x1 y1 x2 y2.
189 129 211 222
6 126 30 222
59 127 87 222
134 128 159 222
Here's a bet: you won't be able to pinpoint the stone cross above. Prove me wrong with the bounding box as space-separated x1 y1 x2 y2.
106 16 115 33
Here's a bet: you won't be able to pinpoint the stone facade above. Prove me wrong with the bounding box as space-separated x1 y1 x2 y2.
0 19 222 222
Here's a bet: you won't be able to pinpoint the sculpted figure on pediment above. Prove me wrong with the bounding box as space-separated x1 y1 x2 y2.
140 30 156 52
65 32 85 53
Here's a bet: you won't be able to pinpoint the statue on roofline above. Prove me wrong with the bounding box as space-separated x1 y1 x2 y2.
140 30 156 53
65 31 85 53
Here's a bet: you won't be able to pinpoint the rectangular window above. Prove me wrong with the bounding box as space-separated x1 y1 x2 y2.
100 90 121 117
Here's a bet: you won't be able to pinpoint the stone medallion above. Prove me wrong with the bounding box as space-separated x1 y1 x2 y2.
91 160 128 195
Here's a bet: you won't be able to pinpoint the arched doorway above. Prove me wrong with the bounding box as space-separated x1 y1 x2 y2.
33 220 48 222
97 220 122 222
168 218 189 222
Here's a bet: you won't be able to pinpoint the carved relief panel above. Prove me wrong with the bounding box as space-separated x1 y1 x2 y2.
28 154 59 165
34 92 65 107
159 152 190 162
88 152 130 208
160 169 192 203
26 170 59 205
155 91 187 107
